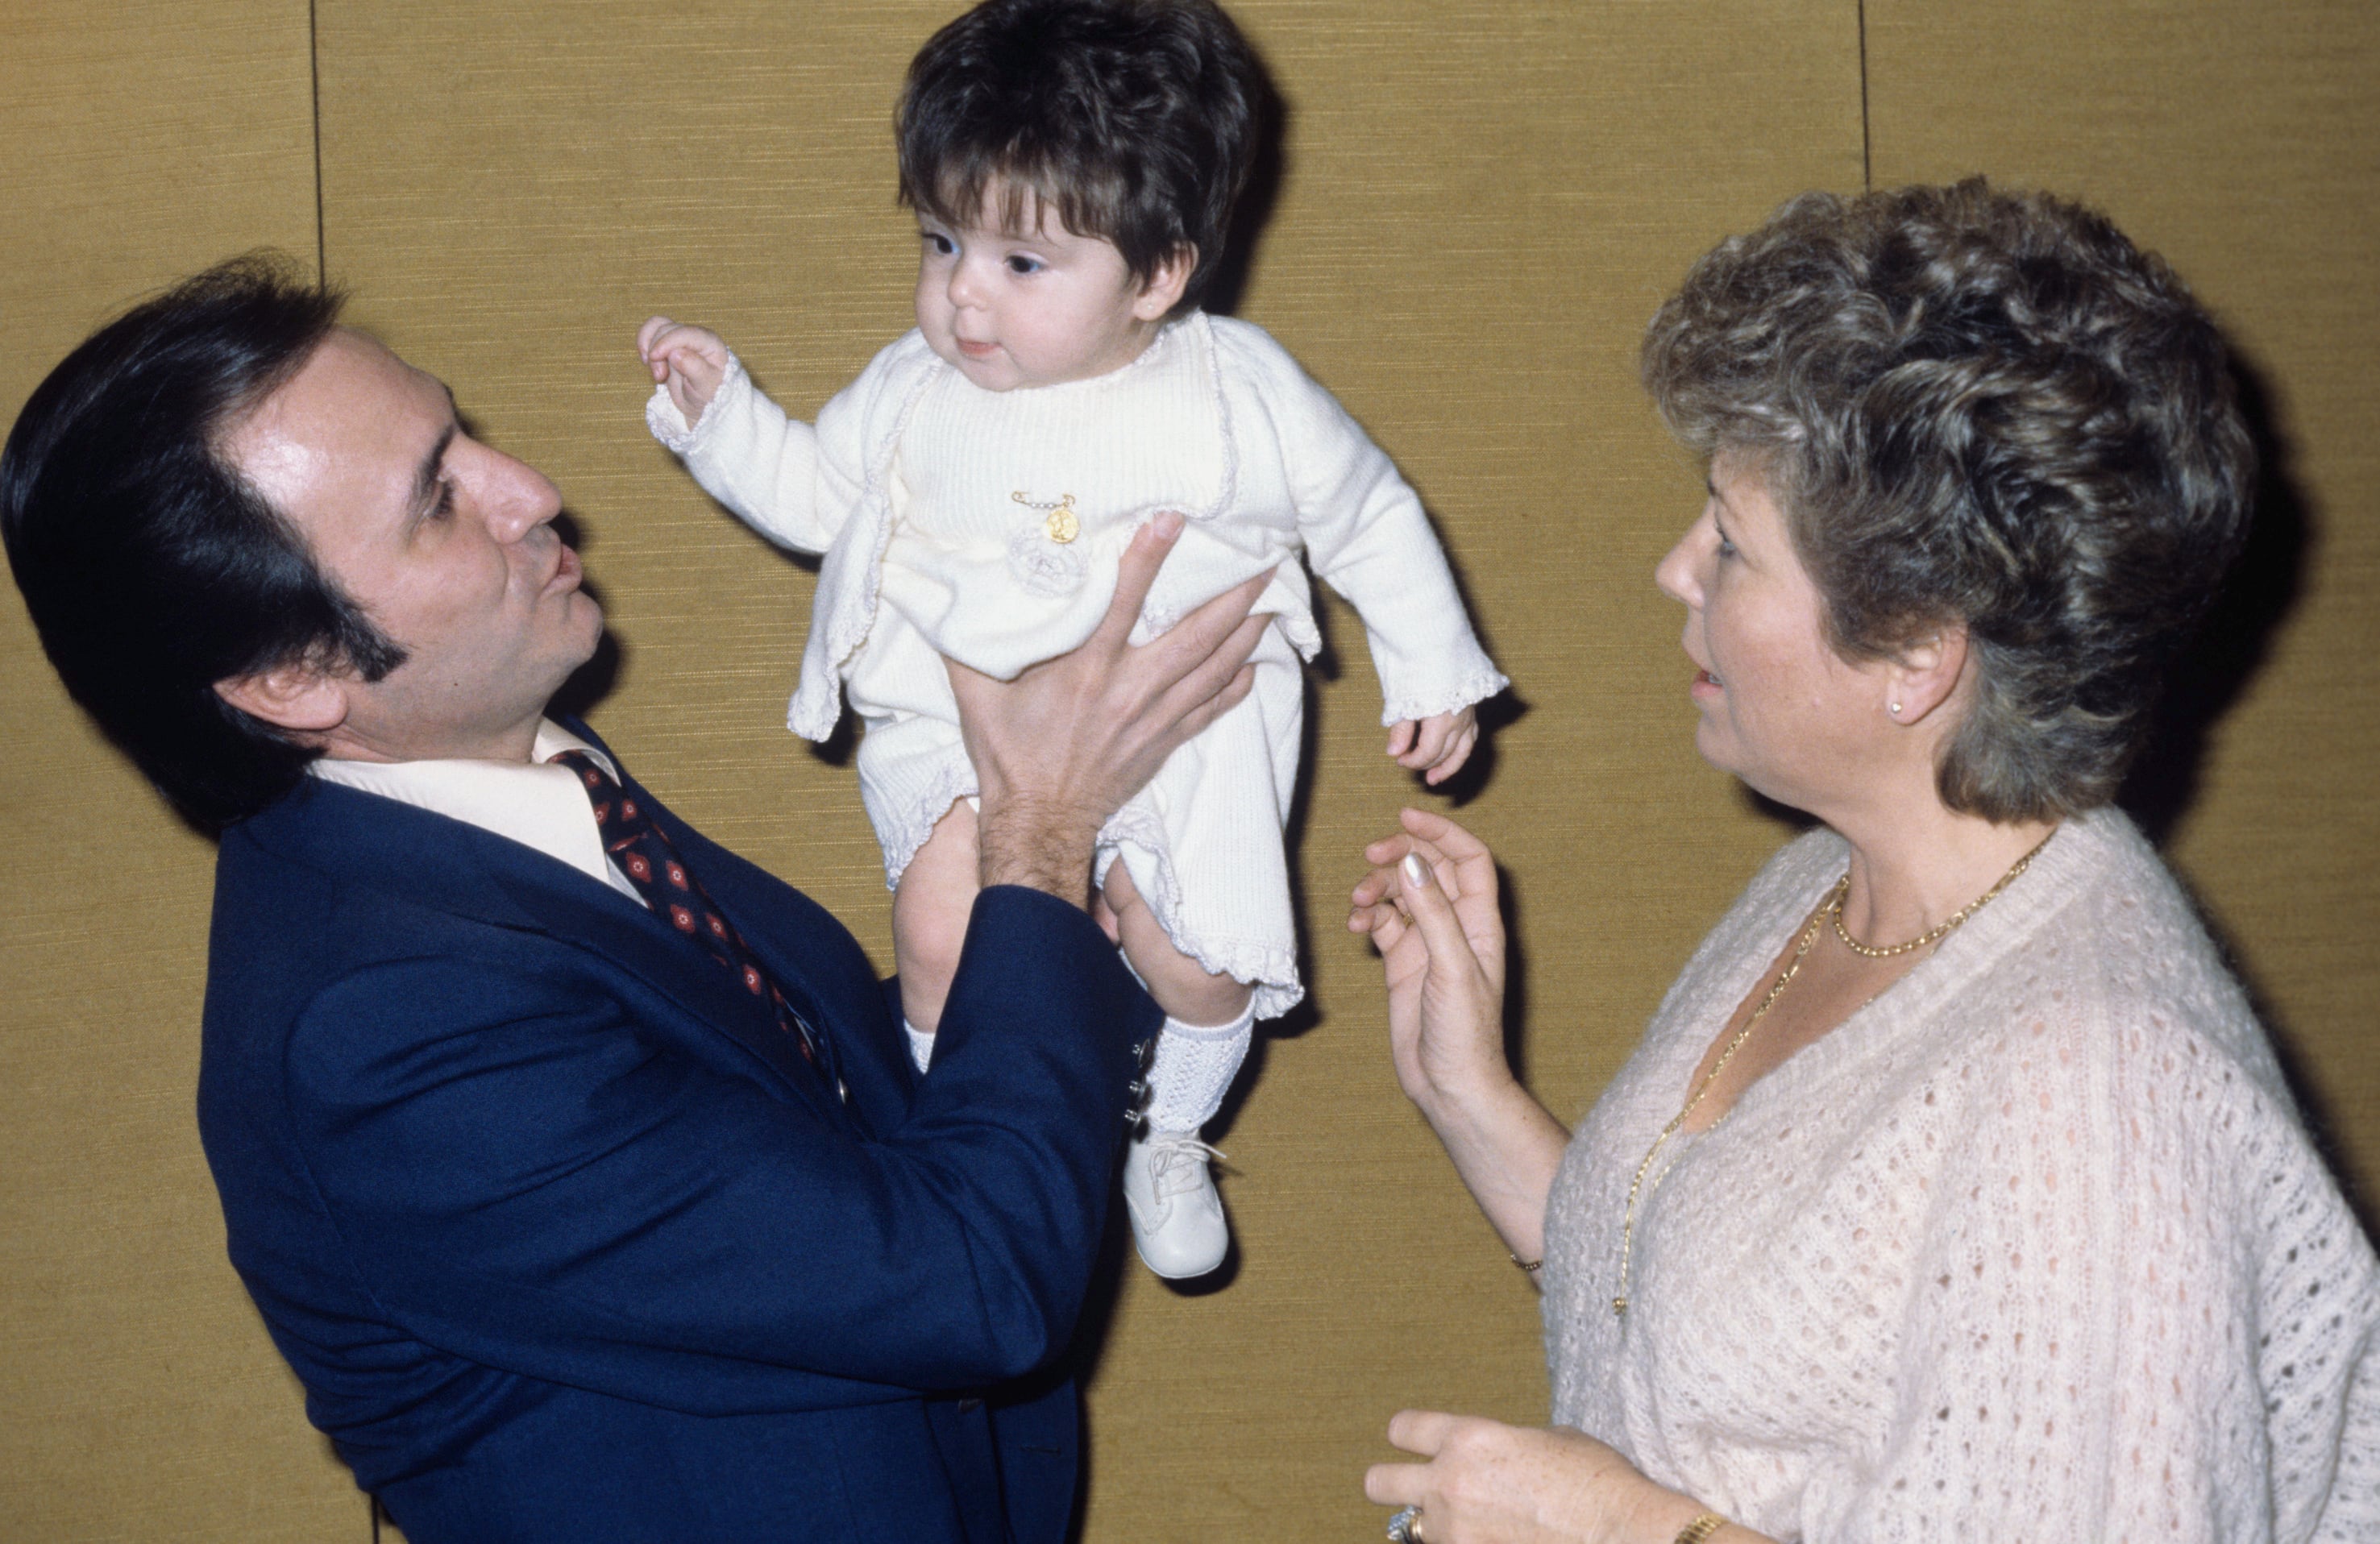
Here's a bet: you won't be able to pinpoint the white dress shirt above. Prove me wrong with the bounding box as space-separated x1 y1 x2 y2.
309 722 937 1071
307 719 642 904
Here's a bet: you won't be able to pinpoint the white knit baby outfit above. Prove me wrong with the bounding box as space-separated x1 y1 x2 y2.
1541 810 2380 1542
650 312 1503 1090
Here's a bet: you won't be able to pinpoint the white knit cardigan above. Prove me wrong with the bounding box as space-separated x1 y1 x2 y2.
1542 809 2380 1542
650 313 1504 742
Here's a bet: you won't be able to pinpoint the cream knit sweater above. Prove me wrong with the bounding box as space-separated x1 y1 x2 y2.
649 313 1503 1016
1542 809 2379 1542
649 312 1504 742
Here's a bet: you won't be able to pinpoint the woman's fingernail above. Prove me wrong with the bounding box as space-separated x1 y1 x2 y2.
1402 853 1429 889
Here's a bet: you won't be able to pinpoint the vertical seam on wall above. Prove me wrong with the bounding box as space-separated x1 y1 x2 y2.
309 0 326 281
1857 0 1873 190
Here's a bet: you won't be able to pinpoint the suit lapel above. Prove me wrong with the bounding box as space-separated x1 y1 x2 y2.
492 861 848 1119
247 780 846 1119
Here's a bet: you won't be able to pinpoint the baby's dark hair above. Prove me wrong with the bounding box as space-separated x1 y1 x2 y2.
897 0 1259 313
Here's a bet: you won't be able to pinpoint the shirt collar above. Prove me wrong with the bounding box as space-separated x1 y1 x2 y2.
307 720 637 899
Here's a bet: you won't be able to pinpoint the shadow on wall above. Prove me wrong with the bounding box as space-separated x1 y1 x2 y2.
2119 350 2311 848
2109 347 2369 1231
1190 37 1285 322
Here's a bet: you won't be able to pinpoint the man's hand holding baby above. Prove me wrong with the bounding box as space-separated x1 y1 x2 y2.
1388 708 1480 787
638 317 731 426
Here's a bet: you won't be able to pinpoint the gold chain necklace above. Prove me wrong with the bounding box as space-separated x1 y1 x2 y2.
1827 828 2056 957
1613 827 2057 1318
1612 878 1842 1318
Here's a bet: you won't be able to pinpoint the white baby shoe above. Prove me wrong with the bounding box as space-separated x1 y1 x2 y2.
1122 1129 1229 1279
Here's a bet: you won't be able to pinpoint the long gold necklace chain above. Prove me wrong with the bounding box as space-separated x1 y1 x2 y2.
1611 878 1842 1318
1612 828 2059 1318
1827 828 2058 957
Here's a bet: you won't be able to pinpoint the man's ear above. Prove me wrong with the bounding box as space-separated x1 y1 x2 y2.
1131 245 1197 321
1884 624 1970 727
214 660 351 737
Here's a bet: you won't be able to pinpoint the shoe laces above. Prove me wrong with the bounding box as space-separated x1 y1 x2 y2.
1144 1134 1226 1197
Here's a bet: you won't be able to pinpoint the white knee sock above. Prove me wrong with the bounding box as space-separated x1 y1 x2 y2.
1141 1000 1256 1135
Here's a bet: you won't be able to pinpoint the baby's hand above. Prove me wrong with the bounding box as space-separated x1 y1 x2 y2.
1386 706 1479 787
637 316 730 427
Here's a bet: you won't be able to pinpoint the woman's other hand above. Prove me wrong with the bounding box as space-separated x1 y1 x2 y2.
949 512 1269 905
1367 1413 1741 1544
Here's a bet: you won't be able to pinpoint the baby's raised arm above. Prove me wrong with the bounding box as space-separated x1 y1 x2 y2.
637 317 731 428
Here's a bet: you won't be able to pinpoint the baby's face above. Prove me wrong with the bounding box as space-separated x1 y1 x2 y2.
914 188 1173 392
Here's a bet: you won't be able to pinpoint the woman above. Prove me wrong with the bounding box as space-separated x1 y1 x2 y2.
1352 182 2380 1542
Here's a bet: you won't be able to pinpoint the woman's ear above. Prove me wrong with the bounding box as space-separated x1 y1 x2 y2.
214 660 351 737
1132 245 1197 321
1884 625 1969 727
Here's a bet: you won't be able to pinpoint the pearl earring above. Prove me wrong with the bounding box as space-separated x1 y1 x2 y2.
1888 701 1903 717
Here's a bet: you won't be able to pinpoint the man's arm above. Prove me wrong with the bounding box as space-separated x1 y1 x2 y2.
270 892 1152 1414
950 511 1270 907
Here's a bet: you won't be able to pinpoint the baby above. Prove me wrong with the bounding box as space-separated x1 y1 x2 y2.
638 0 1504 1279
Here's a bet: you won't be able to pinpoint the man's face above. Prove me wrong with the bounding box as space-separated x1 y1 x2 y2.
224 329 601 762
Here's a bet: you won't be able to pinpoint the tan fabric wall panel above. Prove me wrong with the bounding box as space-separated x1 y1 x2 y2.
0 5 366 1538
1866 2 2380 1207
314 2 1857 1536
40 2 2365 1537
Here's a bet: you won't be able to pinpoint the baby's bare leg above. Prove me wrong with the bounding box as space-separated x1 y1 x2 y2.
1103 861 1252 1028
891 801 981 1036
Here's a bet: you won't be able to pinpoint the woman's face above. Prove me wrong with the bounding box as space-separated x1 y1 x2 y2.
1655 455 1892 811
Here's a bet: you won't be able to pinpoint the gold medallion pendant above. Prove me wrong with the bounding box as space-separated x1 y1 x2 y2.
1012 490 1079 544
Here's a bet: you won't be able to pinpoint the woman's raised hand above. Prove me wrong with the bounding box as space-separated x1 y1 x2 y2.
1352 807 1568 1263
1350 807 1508 1111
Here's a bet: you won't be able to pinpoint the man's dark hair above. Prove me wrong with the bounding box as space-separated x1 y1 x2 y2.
896 0 1260 313
1 255 405 833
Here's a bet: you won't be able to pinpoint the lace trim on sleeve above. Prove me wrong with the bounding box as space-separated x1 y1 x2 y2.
645 351 750 455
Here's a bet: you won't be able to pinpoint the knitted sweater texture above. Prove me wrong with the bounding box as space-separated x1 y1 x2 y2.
649 313 1504 741
1542 810 2380 1542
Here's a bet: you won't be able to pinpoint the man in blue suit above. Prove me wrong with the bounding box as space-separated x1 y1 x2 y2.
0 259 1265 1542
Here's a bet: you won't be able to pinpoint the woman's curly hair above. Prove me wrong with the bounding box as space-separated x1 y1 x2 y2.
1643 179 2255 821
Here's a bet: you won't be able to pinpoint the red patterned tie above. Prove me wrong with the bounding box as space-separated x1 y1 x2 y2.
553 750 837 1091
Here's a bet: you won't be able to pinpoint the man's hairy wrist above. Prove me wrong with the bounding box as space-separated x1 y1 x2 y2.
975 793 1100 907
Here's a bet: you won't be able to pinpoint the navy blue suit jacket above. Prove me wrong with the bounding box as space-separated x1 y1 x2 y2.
195 736 1157 1542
